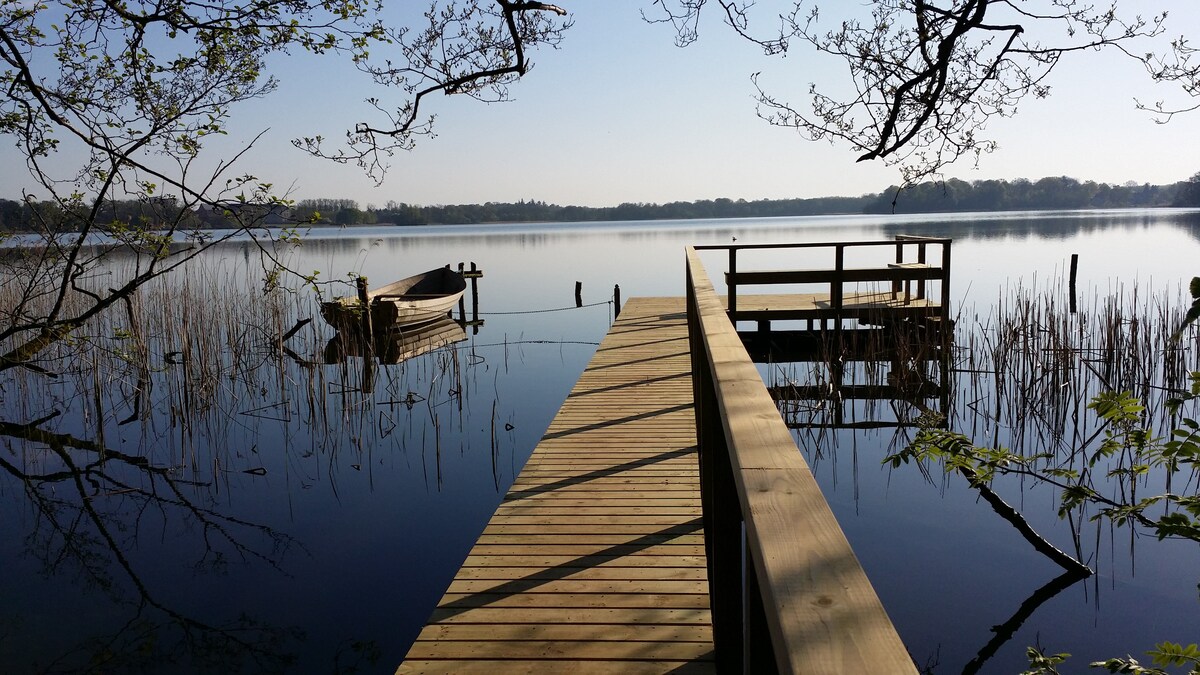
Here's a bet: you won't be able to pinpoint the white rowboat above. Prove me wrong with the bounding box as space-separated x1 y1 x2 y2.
321 266 467 327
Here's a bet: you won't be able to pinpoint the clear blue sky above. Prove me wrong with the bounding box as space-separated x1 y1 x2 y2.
9 2 1200 208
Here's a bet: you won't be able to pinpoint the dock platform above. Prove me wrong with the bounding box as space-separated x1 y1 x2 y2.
397 297 715 675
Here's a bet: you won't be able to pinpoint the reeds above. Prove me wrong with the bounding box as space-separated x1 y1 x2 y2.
952 277 1197 460
0 249 485 492
768 276 1198 454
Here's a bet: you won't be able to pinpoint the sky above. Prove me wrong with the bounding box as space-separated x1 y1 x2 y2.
6 1 1200 208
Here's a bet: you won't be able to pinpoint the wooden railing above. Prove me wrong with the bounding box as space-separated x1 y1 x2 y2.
685 246 918 674
696 235 952 325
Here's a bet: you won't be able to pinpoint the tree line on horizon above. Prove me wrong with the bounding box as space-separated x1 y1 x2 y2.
255 172 1200 225
1 174 1198 233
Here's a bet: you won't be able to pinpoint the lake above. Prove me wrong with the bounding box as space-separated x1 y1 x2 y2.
2 208 1199 673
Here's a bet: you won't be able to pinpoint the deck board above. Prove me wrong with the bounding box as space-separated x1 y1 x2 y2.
397 297 715 675
730 291 941 322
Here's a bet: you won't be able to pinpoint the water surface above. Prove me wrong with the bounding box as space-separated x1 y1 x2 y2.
3 208 1199 673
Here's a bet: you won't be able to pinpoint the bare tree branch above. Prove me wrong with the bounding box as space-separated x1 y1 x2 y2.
648 0 1199 186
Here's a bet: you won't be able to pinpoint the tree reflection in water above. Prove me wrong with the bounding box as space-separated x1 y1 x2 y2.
1 416 301 672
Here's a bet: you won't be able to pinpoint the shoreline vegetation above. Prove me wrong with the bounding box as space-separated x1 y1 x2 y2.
2 174 1199 233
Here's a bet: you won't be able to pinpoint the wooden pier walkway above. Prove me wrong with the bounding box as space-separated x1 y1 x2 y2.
398 297 715 675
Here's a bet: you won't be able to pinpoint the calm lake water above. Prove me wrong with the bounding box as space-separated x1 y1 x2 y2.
3 208 1200 673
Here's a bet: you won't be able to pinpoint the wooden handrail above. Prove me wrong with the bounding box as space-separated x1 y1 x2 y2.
686 246 917 674
728 266 944 285
708 236 952 324
695 236 952 253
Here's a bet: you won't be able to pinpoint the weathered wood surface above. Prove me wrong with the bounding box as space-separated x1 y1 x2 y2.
397 297 715 675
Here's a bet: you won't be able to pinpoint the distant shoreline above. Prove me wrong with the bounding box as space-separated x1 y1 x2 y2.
1 175 1195 233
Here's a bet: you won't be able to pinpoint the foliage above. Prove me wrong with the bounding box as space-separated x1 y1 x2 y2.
1176 277 1200 341
1091 642 1200 675
1025 642 1200 674
1021 646 1070 675
864 177 1180 214
1176 173 1200 208
887 371 1200 545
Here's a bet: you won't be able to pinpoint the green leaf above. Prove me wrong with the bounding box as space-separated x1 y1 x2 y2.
1088 656 1168 674
1148 642 1200 668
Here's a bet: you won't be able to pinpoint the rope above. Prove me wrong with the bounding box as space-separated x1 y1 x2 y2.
478 300 612 316
460 339 601 348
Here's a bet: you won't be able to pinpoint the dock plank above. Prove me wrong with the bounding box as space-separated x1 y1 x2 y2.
397 297 714 675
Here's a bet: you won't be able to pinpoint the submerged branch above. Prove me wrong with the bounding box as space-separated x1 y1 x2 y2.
959 464 1093 577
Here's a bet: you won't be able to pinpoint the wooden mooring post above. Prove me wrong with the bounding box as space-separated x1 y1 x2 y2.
457 262 484 333
1069 253 1079 314
355 275 375 393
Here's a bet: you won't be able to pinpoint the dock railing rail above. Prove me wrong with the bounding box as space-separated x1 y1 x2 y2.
696 235 952 326
685 246 918 674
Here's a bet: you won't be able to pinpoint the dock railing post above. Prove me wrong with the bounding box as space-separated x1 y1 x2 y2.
941 242 952 325
832 244 845 353
893 240 904 299
745 547 780 675
917 243 927 299
728 246 738 319
687 252 744 674
832 244 845 311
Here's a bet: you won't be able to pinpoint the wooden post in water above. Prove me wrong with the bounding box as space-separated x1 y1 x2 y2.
575 281 583 308
1069 253 1079 314
457 263 467 322
468 262 482 332
356 276 375 393
356 276 373 339
613 284 622 318
469 262 480 322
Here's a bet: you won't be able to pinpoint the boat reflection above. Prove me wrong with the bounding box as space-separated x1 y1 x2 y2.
324 314 469 365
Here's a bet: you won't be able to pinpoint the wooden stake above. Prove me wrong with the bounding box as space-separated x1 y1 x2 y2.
1069 253 1079 314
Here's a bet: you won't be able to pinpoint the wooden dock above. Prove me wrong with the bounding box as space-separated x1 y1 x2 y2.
397 297 715 675
399 238 937 673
